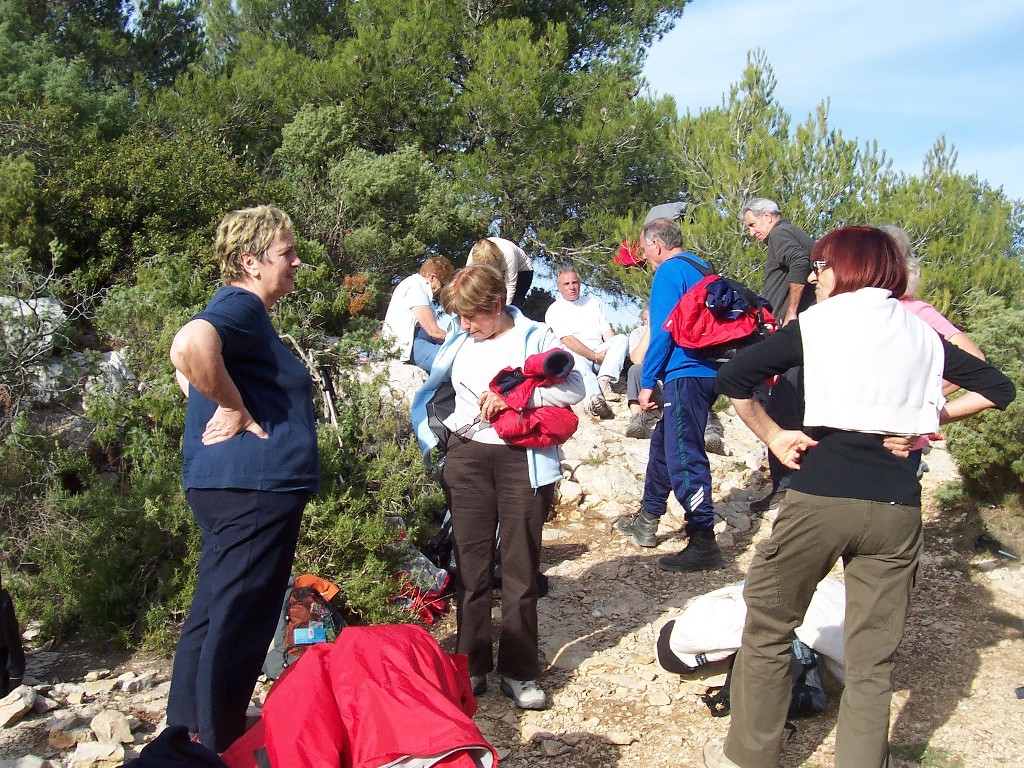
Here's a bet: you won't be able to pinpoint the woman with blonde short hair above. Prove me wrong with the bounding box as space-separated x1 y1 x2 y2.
168 205 319 751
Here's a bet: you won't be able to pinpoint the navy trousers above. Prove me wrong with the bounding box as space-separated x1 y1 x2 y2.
640 376 717 533
167 488 306 752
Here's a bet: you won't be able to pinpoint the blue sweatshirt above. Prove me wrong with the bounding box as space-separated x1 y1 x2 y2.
642 254 720 389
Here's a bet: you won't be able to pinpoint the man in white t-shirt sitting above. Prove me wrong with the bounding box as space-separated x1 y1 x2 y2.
544 267 629 420
381 256 455 372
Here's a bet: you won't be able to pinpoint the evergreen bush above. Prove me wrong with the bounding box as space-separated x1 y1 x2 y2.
943 293 1024 507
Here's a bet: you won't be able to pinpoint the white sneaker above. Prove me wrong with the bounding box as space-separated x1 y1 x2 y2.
599 376 622 402
702 740 741 767
500 677 547 710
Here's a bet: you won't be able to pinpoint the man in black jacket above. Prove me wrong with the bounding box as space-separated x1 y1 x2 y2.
739 198 815 514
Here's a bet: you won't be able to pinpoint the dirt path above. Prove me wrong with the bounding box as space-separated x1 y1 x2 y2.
5 440 1022 767
430 441 1024 767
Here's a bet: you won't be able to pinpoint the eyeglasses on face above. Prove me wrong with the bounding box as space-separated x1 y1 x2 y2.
812 260 830 275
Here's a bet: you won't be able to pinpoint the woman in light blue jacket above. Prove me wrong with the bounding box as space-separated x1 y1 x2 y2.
411 265 584 711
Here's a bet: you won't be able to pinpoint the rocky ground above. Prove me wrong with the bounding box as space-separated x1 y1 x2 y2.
2 387 1023 767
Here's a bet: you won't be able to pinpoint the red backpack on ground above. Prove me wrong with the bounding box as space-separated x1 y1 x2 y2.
222 625 497 768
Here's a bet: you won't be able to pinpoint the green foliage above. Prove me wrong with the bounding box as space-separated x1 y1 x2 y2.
338 0 465 154
276 105 477 280
201 0 352 62
22 449 194 643
932 480 969 512
48 126 254 292
450 19 678 252
5 0 1024 649
943 293 1024 505
0 155 44 251
486 0 688 68
145 35 333 163
133 0 206 89
668 51 888 286
0 0 203 98
870 140 1024 325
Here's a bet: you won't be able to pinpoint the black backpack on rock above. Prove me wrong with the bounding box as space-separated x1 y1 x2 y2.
700 639 827 720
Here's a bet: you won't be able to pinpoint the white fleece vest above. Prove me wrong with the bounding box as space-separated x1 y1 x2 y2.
801 288 945 435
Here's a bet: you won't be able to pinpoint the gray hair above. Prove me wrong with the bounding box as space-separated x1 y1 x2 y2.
640 217 682 250
880 224 920 297
556 265 579 279
740 198 781 218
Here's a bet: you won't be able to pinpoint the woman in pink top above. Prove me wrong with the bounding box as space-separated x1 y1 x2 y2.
883 225 986 467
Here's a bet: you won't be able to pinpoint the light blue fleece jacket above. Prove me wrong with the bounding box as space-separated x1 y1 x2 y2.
412 307 584 489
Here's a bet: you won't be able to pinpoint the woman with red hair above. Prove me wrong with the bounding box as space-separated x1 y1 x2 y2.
703 226 1015 768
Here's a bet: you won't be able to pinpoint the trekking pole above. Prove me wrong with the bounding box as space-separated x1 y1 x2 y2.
317 364 345 453
318 364 339 429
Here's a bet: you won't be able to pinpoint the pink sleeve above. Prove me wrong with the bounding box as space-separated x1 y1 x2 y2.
901 298 961 340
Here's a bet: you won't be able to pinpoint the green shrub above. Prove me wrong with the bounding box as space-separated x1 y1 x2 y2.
2 424 195 644
293 360 444 626
943 293 1024 505
3 245 442 646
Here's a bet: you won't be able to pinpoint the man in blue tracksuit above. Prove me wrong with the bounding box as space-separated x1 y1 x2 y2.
614 217 722 571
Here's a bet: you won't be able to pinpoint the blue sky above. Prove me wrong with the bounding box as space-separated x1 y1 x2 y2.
643 0 1024 201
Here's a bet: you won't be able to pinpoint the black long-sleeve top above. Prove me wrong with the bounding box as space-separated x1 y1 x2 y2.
716 321 1016 507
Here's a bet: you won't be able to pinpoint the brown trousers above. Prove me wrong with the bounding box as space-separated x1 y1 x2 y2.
724 490 922 768
442 439 553 680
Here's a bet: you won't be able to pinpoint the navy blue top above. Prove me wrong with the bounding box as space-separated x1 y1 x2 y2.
182 286 320 493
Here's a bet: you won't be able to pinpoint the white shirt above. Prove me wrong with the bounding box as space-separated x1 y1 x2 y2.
467 237 533 304
381 273 433 362
801 288 945 435
545 294 610 349
447 327 527 445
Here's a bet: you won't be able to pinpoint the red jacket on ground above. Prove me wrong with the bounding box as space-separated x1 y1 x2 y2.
222 625 497 768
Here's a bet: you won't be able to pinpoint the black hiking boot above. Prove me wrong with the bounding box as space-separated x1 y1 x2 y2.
749 487 786 515
658 529 723 572
615 510 659 548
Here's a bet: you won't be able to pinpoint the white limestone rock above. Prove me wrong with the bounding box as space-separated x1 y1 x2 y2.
0 686 37 728
90 710 133 744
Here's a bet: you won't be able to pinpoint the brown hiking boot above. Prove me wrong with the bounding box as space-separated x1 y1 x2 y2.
586 395 614 420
